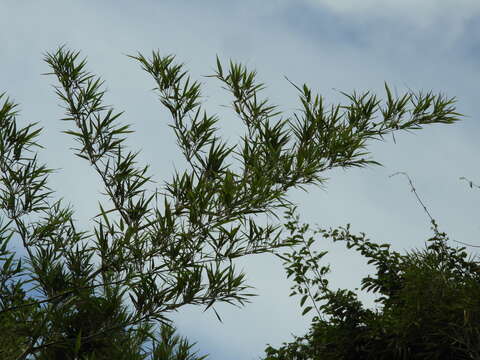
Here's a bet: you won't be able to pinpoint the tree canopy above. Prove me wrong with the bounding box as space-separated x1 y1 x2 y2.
264 202 480 360
0 46 461 359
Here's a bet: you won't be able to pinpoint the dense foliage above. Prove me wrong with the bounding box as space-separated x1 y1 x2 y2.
265 208 480 359
0 46 460 359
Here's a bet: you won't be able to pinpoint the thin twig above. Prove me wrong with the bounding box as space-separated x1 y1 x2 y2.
389 171 434 222
389 171 480 248
459 176 480 190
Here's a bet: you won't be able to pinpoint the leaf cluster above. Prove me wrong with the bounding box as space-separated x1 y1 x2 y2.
0 46 461 358
266 209 480 360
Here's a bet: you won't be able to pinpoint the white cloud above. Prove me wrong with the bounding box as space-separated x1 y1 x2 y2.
308 0 480 28
1 1 480 359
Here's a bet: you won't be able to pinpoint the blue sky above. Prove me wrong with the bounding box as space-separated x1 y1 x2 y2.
2 1 480 359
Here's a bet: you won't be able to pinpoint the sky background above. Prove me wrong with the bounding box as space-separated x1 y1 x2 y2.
2 1 480 359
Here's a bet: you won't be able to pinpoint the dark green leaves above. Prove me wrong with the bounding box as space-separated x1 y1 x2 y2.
0 46 464 359
268 208 480 360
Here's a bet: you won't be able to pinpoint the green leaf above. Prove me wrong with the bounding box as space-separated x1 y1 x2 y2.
302 306 313 316
73 330 82 355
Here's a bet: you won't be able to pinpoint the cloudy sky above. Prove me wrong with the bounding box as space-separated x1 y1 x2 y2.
2 0 480 358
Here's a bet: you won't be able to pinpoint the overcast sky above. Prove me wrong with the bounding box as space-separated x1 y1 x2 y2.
2 1 480 359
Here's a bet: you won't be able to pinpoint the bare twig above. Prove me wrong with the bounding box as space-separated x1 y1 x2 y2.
459 176 480 190
389 171 480 248
389 171 434 222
